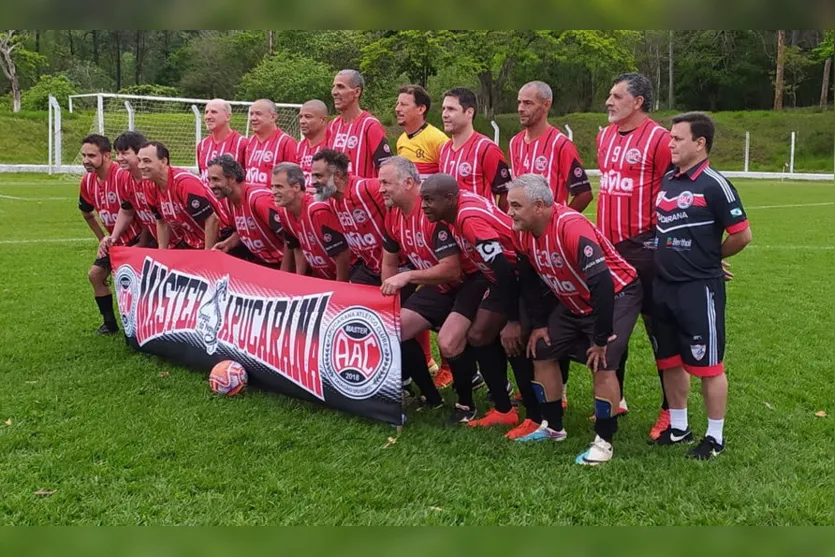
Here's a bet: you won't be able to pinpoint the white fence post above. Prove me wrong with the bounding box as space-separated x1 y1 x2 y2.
744 131 750 173
48 96 53 174
790 131 796 174
192 104 202 167
96 94 104 134
125 101 135 131
564 124 573 141
49 95 62 171
490 120 500 145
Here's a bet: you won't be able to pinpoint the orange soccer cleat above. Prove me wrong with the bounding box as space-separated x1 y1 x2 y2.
467 407 519 428
505 418 539 439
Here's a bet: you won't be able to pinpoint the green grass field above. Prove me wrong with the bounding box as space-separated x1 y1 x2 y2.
0 174 832 525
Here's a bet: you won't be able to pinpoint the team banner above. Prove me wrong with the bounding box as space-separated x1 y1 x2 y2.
110 247 403 425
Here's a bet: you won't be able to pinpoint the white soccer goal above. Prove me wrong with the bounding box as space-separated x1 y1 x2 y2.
55 93 302 176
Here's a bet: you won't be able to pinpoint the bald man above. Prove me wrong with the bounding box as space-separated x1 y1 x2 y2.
327 69 391 178
297 99 330 191
197 98 246 184
244 98 298 189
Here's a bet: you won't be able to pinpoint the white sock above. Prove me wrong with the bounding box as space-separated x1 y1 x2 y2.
707 418 725 445
670 408 688 431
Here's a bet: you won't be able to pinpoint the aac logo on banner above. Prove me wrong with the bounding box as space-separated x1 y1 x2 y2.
321 307 393 400
115 266 139 337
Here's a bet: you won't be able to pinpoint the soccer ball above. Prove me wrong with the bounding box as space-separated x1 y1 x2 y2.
209 360 248 396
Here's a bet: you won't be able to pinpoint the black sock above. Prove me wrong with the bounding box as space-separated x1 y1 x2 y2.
559 357 570 386
95 294 117 328
659 368 669 410
447 347 476 409
616 348 627 397
508 355 541 423
542 400 564 431
595 416 619 443
401 339 442 405
473 339 511 412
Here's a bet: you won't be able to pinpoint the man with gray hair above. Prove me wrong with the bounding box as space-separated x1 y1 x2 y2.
378 156 491 421
509 81 592 211
327 69 392 178
206 154 285 268
271 161 350 280
198 98 247 185
597 72 674 440
245 99 298 189
507 173 642 465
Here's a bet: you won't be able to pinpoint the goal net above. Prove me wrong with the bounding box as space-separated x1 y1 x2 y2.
62 93 302 176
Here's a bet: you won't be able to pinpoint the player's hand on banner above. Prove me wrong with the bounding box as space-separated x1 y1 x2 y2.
98 235 113 258
721 260 733 281
586 334 617 372
212 240 230 253
500 321 523 357
380 272 411 296
526 327 550 359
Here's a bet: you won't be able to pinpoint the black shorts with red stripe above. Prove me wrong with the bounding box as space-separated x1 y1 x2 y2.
652 277 726 377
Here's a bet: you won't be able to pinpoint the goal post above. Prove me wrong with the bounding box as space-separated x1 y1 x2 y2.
62 93 302 175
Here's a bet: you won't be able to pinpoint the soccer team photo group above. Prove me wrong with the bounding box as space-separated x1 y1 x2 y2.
0 29 831 526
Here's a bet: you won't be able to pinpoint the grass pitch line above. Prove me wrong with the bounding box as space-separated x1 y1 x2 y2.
746 202 834 210
0 238 93 245
0 194 74 201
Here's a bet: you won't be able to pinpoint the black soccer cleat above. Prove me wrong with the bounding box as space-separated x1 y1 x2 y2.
650 426 694 446
446 403 477 425
96 323 120 336
687 435 725 460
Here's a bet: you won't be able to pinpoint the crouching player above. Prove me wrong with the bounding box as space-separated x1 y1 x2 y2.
508 174 641 465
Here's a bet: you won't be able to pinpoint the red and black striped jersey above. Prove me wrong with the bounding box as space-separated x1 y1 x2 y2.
79 163 143 244
439 132 512 202
327 176 387 276
244 128 298 189
279 194 349 280
509 125 591 205
513 205 637 316
219 183 285 265
326 111 391 178
596 117 672 243
452 192 517 283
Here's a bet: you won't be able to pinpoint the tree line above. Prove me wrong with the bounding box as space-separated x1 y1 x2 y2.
0 30 832 117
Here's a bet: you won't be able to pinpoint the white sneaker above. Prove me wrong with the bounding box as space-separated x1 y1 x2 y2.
575 435 614 465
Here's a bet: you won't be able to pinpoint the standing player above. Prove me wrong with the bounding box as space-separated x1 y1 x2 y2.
78 134 144 334
297 99 330 190
244 99 298 189
327 69 392 178
509 80 594 410
138 141 222 250
393 86 448 383
508 173 641 465
197 99 246 184
421 175 525 429
205 154 285 268
439 88 512 209
270 162 351 280
597 73 673 438
378 157 490 424
395 84 449 180
99 131 183 254
651 112 751 459
510 81 592 210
